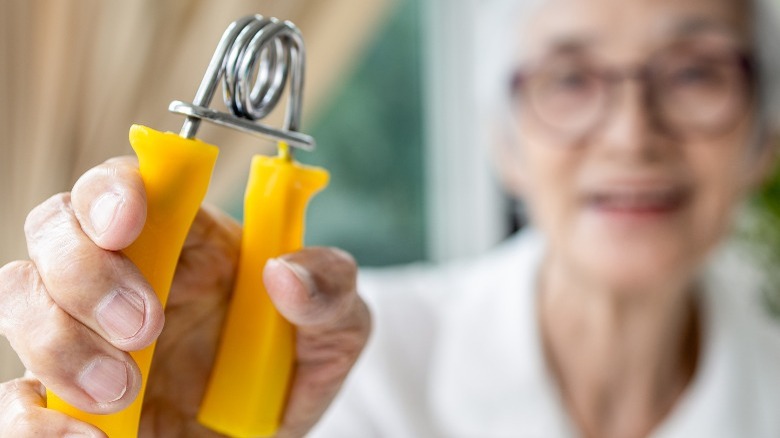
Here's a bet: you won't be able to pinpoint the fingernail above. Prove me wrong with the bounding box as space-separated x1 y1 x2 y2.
90 192 123 236
96 289 145 340
270 258 317 297
79 357 128 404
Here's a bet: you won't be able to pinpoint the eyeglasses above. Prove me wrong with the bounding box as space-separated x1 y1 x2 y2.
510 45 755 140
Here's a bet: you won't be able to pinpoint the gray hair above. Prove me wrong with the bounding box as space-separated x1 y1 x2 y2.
475 0 780 141
753 0 780 135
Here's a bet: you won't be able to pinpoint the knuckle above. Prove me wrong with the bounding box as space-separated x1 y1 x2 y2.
0 261 41 333
24 312 82 378
0 380 37 435
0 380 23 409
341 298 372 350
336 297 371 342
336 322 370 363
352 298 372 336
0 260 35 286
9 407 40 435
24 193 72 241
297 320 370 391
28 313 71 353
45 250 105 294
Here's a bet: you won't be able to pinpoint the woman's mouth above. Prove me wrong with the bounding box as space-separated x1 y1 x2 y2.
585 184 690 217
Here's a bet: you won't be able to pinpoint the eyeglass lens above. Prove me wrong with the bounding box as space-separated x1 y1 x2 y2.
513 46 752 139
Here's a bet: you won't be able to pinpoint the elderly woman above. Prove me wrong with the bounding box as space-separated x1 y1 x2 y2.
1 0 779 437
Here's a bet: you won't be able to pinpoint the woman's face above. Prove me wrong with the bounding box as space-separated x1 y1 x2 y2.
509 0 764 289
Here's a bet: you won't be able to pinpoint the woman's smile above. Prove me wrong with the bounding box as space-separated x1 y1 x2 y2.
582 179 691 222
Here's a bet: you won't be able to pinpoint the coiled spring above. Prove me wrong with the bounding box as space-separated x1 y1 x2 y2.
170 14 315 150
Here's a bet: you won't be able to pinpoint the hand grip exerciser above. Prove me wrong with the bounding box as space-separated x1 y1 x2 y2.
46 15 328 438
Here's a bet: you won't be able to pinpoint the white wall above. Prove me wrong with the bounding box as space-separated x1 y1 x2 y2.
423 0 508 262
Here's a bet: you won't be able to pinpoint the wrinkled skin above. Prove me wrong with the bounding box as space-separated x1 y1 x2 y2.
0 157 371 437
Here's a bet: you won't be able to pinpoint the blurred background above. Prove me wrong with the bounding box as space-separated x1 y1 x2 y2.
1 0 778 381
0 0 509 380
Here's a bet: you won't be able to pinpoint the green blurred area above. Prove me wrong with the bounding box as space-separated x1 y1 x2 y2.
747 157 780 317
230 0 426 267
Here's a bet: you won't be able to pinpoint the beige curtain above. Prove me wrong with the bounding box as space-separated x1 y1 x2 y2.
0 0 392 380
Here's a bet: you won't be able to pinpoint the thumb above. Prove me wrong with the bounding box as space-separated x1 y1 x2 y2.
262 247 371 437
263 247 361 328
70 156 147 252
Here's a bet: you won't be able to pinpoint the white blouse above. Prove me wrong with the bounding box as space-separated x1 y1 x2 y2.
309 230 780 437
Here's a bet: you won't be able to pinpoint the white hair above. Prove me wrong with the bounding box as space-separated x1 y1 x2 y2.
753 0 780 134
475 0 780 140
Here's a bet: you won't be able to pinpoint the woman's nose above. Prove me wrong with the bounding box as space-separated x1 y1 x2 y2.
597 80 669 156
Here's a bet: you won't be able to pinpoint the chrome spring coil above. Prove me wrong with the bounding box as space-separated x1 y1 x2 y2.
171 14 314 150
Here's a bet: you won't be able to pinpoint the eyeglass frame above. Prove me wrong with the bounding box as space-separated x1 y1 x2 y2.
508 46 757 141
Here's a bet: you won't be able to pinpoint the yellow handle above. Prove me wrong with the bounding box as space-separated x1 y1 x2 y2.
197 150 329 438
46 125 219 437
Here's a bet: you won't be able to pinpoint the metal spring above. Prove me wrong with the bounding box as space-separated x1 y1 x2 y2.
170 14 315 150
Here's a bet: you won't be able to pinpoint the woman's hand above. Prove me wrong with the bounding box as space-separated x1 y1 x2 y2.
0 157 370 437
